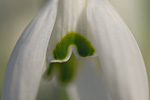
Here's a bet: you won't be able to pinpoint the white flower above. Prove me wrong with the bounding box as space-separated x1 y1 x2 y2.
2 0 149 100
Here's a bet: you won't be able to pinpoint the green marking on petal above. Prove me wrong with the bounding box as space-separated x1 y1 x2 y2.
57 60 76 84
45 32 95 85
46 63 54 77
53 32 95 60
45 55 77 85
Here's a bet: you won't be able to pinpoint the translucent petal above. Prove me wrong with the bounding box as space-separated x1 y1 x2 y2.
87 0 149 100
36 79 69 100
2 0 58 100
66 58 109 100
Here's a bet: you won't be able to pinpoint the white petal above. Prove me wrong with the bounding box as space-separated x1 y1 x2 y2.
47 0 96 62
37 79 68 100
2 0 58 100
67 58 109 100
87 0 149 100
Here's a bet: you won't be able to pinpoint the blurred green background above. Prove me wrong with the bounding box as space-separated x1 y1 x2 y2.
0 0 150 99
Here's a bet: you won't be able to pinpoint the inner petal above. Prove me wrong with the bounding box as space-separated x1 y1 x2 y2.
45 0 96 86
46 0 95 63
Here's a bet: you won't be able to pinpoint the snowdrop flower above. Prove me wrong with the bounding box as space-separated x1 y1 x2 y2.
2 0 149 100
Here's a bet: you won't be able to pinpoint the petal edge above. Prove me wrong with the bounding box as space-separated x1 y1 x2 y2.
87 0 149 100
2 0 58 100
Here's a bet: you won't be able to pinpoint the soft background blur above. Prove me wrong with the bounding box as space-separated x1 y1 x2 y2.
0 0 149 99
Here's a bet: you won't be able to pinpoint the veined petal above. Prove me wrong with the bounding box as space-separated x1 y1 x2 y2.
87 0 149 100
2 0 58 100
